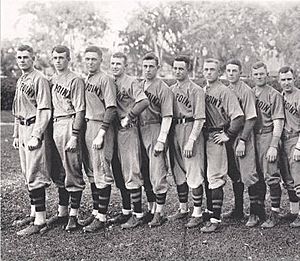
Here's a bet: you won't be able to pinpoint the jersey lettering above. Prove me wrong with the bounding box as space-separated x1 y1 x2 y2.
19 81 35 98
145 90 160 106
85 82 101 97
176 93 191 108
256 100 271 113
205 94 222 108
53 83 70 98
284 99 298 115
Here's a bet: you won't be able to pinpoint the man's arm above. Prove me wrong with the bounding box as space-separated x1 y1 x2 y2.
183 118 205 158
12 117 19 149
154 116 173 156
266 118 284 162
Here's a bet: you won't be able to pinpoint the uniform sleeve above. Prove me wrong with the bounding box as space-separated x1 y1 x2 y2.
130 79 148 103
271 91 285 120
159 81 173 117
223 88 244 121
102 76 117 109
71 77 86 113
192 86 206 120
35 76 52 110
242 85 257 120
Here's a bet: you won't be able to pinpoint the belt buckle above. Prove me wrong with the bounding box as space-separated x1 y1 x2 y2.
182 118 186 124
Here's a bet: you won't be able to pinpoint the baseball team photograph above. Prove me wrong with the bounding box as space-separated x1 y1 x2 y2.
1 0 300 260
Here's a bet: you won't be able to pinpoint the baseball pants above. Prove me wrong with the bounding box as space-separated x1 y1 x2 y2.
52 118 85 192
18 123 51 191
82 120 114 189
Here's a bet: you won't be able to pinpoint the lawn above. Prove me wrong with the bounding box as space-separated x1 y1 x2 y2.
1 121 299 261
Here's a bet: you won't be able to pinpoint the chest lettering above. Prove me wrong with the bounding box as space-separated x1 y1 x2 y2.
53 83 70 98
19 81 35 98
256 99 271 113
145 90 160 106
284 99 298 115
85 82 101 97
176 93 191 108
205 94 222 108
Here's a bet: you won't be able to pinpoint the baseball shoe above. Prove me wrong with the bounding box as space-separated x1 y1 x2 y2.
289 215 300 228
108 213 131 225
245 214 260 227
185 216 204 228
83 218 106 233
148 213 167 228
40 215 69 234
78 215 95 227
143 211 154 224
222 209 244 220
202 210 213 222
121 215 143 229
168 209 189 221
65 216 81 232
17 223 46 236
279 212 298 221
261 211 279 228
13 216 35 227
200 221 220 233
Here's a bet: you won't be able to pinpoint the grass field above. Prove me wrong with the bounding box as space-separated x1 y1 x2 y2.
1 112 299 260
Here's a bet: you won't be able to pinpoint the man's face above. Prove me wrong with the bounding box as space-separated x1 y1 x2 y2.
110 57 126 77
173 61 188 81
85 52 102 73
252 66 267 87
16 50 34 72
143 59 158 80
279 71 295 93
52 51 69 72
203 62 219 83
226 64 241 84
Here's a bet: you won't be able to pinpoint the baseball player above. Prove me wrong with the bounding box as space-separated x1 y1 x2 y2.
201 58 244 233
78 46 117 232
111 52 150 229
252 61 284 228
168 55 206 229
223 59 263 227
138 52 173 227
12 45 52 236
278 66 300 228
45 45 86 232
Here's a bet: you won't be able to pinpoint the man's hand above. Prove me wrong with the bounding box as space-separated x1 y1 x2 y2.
121 117 130 128
154 141 165 157
28 137 41 151
266 146 278 162
293 148 300 161
13 138 19 150
236 140 246 157
213 131 230 144
183 139 195 158
65 136 78 152
92 134 104 150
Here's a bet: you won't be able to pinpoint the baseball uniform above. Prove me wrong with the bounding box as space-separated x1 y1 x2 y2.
12 68 52 235
253 84 284 225
12 69 52 191
204 80 244 224
51 69 86 192
281 87 300 198
115 74 147 190
139 78 173 195
170 78 205 189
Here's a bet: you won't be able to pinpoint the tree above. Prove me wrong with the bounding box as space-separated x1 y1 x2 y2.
17 1 108 73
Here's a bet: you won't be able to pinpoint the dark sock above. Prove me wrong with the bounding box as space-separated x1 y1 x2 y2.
130 188 142 213
156 193 167 205
211 187 224 220
91 183 100 210
192 185 203 208
98 185 111 215
58 187 69 206
177 182 188 203
70 191 82 209
31 187 46 212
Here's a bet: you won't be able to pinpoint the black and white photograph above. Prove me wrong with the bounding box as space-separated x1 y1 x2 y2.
1 0 300 260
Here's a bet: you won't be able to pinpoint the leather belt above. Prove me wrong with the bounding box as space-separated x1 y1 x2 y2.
18 116 36 126
53 115 75 122
85 118 103 123
282 132 299 141
254 125 274 134
174 117 194 124
203 127 224 133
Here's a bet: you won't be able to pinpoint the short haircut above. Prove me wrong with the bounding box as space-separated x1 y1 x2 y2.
174 55 191 69
204 58 220 69
142 52 159 66
278 66 294 76
226 59 242 71
17 45 34 55
84 46 102 58
252 61 267 71
112 52 127 64
52 45 70 60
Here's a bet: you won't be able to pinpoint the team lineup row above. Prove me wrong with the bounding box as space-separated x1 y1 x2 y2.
12 44 300 236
